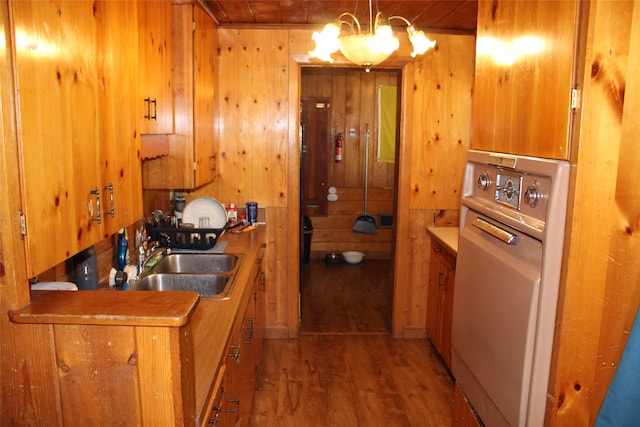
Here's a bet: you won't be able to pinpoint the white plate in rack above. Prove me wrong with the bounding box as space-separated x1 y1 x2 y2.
182 197 228 229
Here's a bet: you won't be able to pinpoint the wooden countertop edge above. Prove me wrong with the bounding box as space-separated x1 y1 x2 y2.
8 289 200 327
427 226 459 255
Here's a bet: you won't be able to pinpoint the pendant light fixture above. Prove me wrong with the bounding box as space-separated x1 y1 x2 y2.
309 0 436 71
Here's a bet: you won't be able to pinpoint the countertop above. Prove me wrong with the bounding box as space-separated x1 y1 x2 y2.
427 226 459 255
9 225 267 423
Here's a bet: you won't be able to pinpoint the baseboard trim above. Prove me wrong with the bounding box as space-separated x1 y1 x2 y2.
402 325 426 339
264 325 290 339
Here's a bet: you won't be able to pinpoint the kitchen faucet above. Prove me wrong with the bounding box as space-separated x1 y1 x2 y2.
137 239 170 277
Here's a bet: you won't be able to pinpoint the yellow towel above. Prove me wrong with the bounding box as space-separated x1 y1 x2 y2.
377 85 397 163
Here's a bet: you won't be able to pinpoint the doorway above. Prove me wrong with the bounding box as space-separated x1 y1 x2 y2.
299 67 400 334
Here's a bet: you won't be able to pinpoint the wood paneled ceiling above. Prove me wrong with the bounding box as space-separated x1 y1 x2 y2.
202 1 478 33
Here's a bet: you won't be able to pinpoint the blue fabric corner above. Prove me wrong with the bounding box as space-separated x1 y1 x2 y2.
595 306 640 427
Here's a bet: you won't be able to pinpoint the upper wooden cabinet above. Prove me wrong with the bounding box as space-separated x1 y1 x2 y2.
138 0 174 135
11 0 142 277
142 3 217 189
472 0 579 159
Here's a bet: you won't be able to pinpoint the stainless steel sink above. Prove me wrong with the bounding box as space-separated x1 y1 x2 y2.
131 274 232 298
152 254 239 274
130 253 243 299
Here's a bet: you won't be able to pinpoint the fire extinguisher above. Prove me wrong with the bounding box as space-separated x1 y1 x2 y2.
335 133 344 163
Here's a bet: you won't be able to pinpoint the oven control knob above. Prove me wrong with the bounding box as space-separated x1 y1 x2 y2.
524 184 542 207
477 172 491 191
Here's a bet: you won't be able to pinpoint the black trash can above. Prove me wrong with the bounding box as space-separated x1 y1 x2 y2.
303 216 313 263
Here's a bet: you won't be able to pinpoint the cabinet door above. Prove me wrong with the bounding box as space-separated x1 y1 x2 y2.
13 1 102 275
426 242 447 352
472 0 579 159
238 294 257 425
440 252 455 368
137 0 173 135
426 239 456 368
193 5 217 187
13 1 141 276
96 1 142 237
141 3 216 190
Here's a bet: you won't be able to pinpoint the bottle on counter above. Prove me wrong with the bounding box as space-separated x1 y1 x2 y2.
246 202 258 225
117 228 129 271
74 246 99 290
227 203 238 223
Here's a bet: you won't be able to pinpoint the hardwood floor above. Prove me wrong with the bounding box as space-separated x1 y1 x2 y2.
249 259 455 426
250 335 454 426
299 259 393 334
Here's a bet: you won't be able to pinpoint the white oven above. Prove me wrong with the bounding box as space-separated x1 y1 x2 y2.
452 150 570 426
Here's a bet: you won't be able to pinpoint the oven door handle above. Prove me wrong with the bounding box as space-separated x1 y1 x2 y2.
472 217 518 244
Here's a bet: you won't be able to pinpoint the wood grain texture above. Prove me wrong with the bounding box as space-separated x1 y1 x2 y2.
548 0 640 425
472 0 578 159
1 2 62 423
299 259 393 334
203 0 478 33
250 335 455 426
54 325 139 426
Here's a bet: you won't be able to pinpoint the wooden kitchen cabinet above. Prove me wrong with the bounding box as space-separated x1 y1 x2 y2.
142 2 217 189
216 244 265 427
452 383 482 427
138 0 174 135
472 0 579 159
426 238 456 369
11 0 142 277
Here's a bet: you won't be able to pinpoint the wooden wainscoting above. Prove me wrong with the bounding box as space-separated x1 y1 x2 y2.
308 187 394 259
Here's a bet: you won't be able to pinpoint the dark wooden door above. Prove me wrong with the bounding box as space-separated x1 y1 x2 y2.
301 97 330 217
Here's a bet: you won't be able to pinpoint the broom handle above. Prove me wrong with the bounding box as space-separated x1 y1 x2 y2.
364 123 369 214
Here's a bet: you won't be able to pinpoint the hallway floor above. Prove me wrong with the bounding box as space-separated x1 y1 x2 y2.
249 259 455 426
299 259 393 334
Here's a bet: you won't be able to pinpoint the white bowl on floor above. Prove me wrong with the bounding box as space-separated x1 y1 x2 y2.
343 251 364 264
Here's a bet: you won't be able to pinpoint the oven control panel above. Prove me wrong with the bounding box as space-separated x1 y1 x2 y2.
464 159 555 228
494 171 522 209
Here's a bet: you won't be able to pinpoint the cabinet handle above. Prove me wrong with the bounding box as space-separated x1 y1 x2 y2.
210 154 216 171
228 345 240 364
144 97 157 121
438 272 448 287
89 188 101 224
103 183 115 217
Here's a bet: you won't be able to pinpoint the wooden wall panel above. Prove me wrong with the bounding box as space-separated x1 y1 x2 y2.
410 34 475 210
548 0 640 424
191 29 295 336
393 33 475 337
308 187 394 258
204 28 290 208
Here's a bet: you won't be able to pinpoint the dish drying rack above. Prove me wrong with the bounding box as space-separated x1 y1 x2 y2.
146 225 226 250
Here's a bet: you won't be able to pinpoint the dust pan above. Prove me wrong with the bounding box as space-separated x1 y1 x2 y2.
353 124 377 234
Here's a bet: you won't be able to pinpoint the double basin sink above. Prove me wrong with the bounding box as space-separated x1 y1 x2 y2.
130 253 243 299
